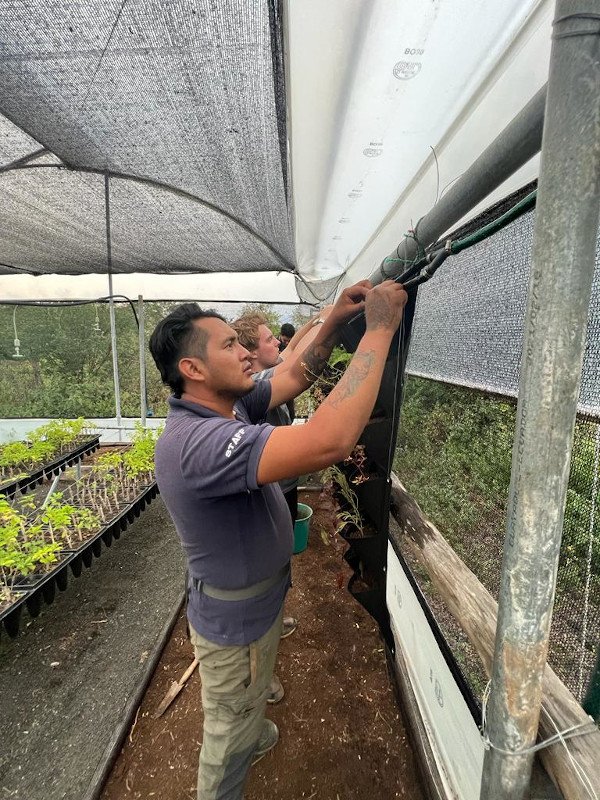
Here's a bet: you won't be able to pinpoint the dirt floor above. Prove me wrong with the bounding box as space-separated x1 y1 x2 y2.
101 490 424 800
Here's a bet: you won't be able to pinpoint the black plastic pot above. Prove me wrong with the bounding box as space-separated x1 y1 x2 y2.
0 591 29 639
70 554 83 577
13 554 76 593
9 556 76 629
347 574 393 652
25 590 43 618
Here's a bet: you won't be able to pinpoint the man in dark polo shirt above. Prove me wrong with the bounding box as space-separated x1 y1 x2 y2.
149 279 407 800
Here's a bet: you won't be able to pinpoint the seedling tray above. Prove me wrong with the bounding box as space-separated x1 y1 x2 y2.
0 435 101 498
0 590 31 638
1 480 159 639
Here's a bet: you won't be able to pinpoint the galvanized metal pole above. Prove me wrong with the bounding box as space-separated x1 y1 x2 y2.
480 4 600 799
369 85 547 286
138 294 147 426
104 174 123 442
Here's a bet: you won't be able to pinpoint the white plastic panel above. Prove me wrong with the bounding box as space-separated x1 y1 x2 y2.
288 0 552 286
387 542 484 799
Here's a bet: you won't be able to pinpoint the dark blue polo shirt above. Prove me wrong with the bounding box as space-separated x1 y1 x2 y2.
155 381 293 645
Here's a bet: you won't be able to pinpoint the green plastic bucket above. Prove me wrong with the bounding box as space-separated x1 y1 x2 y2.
293 503 313 554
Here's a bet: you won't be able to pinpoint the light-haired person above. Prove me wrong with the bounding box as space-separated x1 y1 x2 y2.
232 311 327 521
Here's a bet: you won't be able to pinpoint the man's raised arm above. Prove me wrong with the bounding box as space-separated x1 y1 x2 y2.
257 281 407 485
266 284 369 409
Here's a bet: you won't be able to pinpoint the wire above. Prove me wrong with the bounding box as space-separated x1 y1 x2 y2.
379 227 427 281
0 295 140 328
439 172 464 200
80 0 129 108
384 188 539 292
481 681 598 759
545 708 599 800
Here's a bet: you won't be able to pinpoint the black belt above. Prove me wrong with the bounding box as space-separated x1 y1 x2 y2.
191 562 290 601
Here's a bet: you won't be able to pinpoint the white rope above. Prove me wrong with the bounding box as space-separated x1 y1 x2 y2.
578 423 600 700
481 681 597 758
546 705 599 800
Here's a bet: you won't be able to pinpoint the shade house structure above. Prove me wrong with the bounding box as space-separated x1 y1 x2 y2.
1 1 600 799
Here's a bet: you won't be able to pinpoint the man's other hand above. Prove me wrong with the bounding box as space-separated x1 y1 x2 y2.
365 280 408 334
328 280 372 326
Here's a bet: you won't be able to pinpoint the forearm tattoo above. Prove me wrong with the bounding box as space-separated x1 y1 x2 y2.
324 350 376 409
300 333 337 382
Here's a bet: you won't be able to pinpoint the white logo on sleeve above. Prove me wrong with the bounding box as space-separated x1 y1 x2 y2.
225 428 246 458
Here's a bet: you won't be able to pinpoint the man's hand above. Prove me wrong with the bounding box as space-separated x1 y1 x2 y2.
365 280 408 334
327 280 372 326
258 280 408 485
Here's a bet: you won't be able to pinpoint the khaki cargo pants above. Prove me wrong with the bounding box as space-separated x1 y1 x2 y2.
189 607 284 800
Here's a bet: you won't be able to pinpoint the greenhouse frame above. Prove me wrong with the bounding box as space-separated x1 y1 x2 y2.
1 1 599 799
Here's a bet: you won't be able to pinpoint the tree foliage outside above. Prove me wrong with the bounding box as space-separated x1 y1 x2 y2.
395 377 600 594
1 302 168 418
0 301 285 419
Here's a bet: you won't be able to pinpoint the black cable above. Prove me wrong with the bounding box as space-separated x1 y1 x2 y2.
0 296 139 328
400 249 449 291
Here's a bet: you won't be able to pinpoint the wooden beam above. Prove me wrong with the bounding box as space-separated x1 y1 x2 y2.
389 473 600 800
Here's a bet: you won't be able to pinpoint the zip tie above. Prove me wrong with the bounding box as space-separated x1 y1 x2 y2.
481 681 598 756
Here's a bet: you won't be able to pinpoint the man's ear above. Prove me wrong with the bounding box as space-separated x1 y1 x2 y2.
178 356 207 384
248 350 258 362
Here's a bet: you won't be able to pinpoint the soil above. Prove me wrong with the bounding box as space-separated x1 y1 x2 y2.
101 490 424 800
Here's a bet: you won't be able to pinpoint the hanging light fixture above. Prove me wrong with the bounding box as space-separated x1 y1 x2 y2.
11 306 24 359
92 305 101 333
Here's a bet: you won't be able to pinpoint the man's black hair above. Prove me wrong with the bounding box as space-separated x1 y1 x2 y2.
149 303 225 398
280 322 295 338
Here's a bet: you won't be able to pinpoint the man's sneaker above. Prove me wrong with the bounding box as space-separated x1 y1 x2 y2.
267 674 284 704
252 719 279 765
281 616 298 639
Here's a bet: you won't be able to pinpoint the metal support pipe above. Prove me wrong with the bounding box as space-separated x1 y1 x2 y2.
369 85 547 286
104 174 123 442
138 294 147 426
480 4 600 799
41 473 61 508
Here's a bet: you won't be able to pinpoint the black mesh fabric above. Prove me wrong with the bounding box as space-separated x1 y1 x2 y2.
395 202 600 709
0 168 288 274
0 113 45 168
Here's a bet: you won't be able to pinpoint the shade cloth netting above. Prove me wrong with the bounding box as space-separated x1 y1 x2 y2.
0 0 293 277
